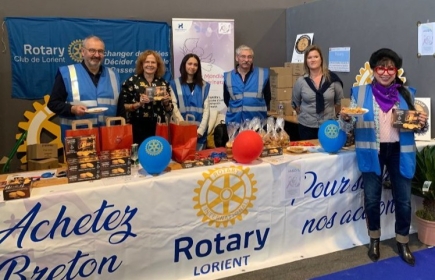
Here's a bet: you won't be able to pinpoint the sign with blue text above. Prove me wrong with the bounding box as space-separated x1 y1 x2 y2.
5 17 171 99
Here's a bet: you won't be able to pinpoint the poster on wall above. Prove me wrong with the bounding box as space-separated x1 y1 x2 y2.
172 18 234 112
415 97 431 141
291 33 314 63
328 47 351 72
5 17 171 99
417 22 435 56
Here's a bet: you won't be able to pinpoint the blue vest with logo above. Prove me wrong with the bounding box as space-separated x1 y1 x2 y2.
351 84 416 178
225 67 268 123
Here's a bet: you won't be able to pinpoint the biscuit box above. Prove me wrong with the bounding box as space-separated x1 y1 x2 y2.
260 146 283 157
64 135 97 159
67 155 100 183
100 149 131 177
3 177 33 200
181 159 214 169
392 109 421 130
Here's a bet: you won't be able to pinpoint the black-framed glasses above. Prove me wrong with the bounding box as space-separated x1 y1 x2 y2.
83 47 105 55
374 66 397 75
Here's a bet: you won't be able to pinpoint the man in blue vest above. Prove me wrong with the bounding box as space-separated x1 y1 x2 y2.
223 45 270 124
48 35 120 143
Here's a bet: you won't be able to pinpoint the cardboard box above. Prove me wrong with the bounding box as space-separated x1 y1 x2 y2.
64 136 97 159
270 99 278 112
28 158 59 171
270 67 293 88
271 87 292 101
392 109 422 130
3 177 33 200
260 147 283 157
289 63 305 76
27 144 58 160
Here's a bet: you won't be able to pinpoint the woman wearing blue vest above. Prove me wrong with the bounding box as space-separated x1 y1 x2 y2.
170 54 210 151
341 48 428 266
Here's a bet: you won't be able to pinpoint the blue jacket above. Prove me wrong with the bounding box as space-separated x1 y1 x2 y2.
351 84 416 178
59 63 120 141
225 67 268 123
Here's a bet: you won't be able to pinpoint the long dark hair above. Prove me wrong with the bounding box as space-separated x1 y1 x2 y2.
179 53 204 87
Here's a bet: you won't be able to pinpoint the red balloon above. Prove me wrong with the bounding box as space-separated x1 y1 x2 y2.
232 130 264 163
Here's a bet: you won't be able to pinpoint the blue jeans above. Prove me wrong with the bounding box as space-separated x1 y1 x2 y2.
362 142 411 239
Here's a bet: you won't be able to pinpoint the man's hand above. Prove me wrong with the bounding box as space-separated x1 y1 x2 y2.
71 105 87 116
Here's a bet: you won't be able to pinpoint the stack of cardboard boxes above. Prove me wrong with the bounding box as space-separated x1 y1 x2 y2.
269 63 305 116
27 144 59 171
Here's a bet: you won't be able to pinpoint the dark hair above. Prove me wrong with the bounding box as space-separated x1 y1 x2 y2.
370 48 414 110
179 53 204 87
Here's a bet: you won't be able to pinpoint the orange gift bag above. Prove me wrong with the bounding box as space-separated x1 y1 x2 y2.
155 115 169 141
99 117 133 151
170 114 197 162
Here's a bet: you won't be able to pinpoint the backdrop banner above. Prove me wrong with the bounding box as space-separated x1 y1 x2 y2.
172 18 234 112
5 17 171 99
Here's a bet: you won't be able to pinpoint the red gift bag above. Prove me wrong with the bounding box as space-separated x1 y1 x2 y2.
65 120 101 153
170 114 197 163
99 117 133 151
155 115 169 141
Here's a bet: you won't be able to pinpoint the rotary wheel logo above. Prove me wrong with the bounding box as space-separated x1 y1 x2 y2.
68 40 83 63
17 95 62 164
146 139 163 156
354 61 406 86
193 166 257 228
325 124 339 139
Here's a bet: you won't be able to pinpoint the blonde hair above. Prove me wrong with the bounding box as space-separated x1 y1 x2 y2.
303 45 330 82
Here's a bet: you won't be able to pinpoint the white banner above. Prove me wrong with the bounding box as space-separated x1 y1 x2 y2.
172 18 234 112
2 149 423 280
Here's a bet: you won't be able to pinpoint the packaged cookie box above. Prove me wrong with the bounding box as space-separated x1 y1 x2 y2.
67 156 100 183
260 146 283 157
99 149 131 177
392 109 421 130
64 135 97 159
3 177 33 200
181 159 214 169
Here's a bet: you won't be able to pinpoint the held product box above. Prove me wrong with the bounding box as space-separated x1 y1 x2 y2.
67 155 100 183
27 143 58 160
3 177 33 200
100 149 131 177
64 135 97 159
392 109 421 130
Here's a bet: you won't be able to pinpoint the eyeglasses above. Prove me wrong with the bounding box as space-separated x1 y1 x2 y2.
374 66 397 75
83 47 105 55
238 55 253 60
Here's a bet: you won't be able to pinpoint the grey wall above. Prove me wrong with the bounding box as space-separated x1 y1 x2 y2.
0 0 315 169
286 0 435 136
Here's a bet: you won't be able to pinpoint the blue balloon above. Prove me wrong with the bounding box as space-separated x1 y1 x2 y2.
138 136 172 175
318 120 347 153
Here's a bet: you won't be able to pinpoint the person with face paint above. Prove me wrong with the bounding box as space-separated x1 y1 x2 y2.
169 53 210 151
116 50 173 145
48 35 120 143
223 45 271 124
341 48 428 266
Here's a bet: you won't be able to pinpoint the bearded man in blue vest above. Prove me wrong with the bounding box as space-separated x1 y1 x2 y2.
48 35 120 143
223 45 271 124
